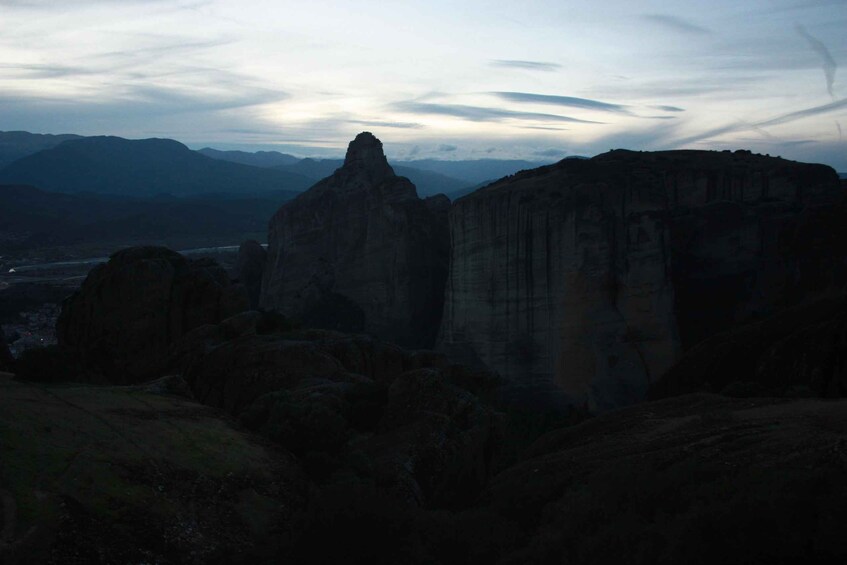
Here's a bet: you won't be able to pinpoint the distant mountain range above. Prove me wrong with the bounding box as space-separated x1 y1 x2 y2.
395 158 550 185
0 136 312 197
0 131 551 200
202 153 548 197
269 157 470 197
195 153 554 198
0 131 551 256
197 147 300 169
0 130 556 262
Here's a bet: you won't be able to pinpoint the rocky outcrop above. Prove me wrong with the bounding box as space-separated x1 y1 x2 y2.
440 150 843 410
261 132 449 349
57 246 248 384
231 239 266 309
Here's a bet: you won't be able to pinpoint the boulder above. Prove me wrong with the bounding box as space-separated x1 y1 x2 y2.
57 246 248 384
261 132 449 349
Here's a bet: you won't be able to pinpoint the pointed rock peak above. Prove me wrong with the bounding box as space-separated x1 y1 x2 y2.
342 132 394 181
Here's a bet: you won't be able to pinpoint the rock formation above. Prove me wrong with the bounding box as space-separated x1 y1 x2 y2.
439 149 844 410
231 239 267 309
261 132 449 349
57 246 248 383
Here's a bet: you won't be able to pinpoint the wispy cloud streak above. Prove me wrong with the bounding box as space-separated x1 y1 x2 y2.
674 97 847 145
642 14 712 35
492 92 631 114
346 119 424 129
490 60 561 72
795 24 837 98
392 101 604 124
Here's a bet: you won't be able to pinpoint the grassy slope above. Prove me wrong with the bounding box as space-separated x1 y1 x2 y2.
0 375 304 564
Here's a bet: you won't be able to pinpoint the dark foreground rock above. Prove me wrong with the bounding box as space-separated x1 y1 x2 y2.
0 376 305 565
461 393 847 565
440 149 844 410
56 246 248 384
651 292 847 399
231 239 267 309
271 392 847 565
0 327 13 372
261 132 449 349
172 312 502 511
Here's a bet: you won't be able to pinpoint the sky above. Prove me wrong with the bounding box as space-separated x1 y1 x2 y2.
1 0 845 169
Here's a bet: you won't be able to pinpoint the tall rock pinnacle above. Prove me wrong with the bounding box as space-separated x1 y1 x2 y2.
341 131 394 183
260 133 449 348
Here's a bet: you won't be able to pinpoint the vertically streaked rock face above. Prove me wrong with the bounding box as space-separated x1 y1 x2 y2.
440 150 843 410
261 132 449 348
58 246 248 383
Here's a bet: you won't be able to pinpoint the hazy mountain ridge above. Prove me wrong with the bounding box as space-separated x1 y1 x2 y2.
0 136 313 196
0 131 83 169
396 157 548 184
270 157 470 197
197 147 301 168
0 131 553 201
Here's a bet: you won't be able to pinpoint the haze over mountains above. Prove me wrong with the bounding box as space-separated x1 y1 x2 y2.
0 130 552 256
0 136 313 198
202 145 550 197
0 131 83 169
0 131 550 200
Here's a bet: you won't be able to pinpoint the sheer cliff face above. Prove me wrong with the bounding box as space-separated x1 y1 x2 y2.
440 150 842 410
261 132 449 348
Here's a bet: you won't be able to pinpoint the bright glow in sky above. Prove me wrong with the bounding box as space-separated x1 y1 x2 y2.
1 0 845 168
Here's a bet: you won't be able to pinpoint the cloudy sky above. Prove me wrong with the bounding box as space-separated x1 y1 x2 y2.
1 0 845 168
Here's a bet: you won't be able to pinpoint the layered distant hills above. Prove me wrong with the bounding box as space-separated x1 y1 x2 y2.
200 149 547 197
0 135 312 197
197 147 300 169
0 131 83 169
0 131 550 200
0 131 552 256
269 157 470 197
